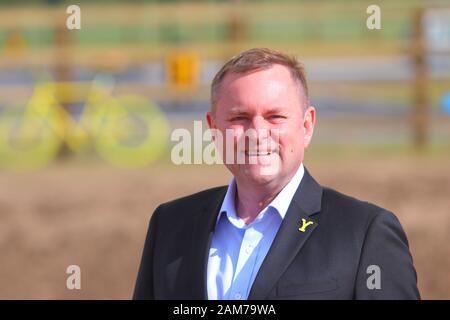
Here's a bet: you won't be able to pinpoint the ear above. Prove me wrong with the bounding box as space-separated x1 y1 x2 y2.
206 111 216 129
303 106 316 148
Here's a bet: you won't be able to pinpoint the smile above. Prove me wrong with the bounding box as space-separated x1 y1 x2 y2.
245 151 274 156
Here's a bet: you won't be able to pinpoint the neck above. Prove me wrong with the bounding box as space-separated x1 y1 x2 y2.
234 177 287 225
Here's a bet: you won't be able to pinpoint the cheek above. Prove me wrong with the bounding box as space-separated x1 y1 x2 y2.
279 131 304 155
230 126 245 144
216 125 245 152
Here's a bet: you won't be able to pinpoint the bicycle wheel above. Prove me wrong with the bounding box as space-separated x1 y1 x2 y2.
0 106 62 171
93 95 169 168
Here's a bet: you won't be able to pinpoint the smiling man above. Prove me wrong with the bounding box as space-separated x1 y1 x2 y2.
133 48 420 300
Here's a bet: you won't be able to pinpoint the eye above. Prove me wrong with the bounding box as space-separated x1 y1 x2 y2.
229 116 247 121
268 114 286 120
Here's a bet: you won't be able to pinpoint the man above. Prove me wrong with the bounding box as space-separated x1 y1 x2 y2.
133 48 420 300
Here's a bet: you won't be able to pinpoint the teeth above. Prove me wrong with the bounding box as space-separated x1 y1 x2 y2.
246 151 271 156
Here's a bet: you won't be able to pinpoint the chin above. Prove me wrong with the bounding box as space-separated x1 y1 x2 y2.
242 165 280 185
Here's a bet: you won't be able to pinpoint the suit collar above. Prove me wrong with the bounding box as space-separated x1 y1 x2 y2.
292 166 323 216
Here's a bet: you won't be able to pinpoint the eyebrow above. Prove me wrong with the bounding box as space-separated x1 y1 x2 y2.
228 107 248 114
264 107 286 114
227 106 286 115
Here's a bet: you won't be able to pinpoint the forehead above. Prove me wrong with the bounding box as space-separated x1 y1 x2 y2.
216 64 303 113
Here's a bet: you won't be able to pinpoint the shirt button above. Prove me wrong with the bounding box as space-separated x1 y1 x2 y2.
245 244 253 254
234 292 242 300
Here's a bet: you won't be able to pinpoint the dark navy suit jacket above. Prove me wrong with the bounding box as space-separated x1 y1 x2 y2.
133 168 420 299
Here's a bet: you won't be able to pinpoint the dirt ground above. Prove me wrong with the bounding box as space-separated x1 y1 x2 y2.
0 151 449 299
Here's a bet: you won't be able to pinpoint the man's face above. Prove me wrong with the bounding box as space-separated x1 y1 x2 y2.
206 64 315 187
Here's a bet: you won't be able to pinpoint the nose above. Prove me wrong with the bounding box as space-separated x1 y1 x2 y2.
248 116 271 145
249 115 270 133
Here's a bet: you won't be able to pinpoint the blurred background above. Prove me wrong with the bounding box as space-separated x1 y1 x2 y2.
0 0 449 299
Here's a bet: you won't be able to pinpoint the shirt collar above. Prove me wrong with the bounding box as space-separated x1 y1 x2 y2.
269 163 304 218
216 163 305 227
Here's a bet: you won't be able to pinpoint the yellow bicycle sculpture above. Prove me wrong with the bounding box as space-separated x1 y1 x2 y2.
0 76 169 171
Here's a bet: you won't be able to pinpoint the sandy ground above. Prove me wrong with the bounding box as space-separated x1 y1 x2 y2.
0 152 449 299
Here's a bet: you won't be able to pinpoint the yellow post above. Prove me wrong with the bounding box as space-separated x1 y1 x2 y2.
166 51 200 92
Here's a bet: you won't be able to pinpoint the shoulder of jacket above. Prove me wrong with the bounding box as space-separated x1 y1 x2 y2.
154 185 227 217
321 186 393 223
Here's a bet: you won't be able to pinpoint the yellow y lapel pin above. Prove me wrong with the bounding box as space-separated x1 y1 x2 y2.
298 218 314 232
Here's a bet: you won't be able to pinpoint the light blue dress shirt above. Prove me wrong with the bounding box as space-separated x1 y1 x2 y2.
207 163 305 300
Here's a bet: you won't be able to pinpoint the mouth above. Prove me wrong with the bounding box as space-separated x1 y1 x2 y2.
244 150 275 156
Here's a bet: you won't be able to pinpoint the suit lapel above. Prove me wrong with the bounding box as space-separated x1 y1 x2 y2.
248 168 323 300
186 187 227 299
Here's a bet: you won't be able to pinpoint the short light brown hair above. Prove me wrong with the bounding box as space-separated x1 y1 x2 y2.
210 48 309 114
